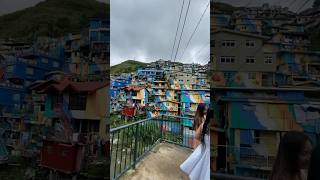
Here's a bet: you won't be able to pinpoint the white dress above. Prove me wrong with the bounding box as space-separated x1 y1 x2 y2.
180 134 210 180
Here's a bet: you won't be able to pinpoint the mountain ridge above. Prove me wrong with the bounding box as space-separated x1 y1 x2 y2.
0 0 109 40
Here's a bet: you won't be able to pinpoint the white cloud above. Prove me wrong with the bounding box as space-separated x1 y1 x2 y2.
111 0 210 65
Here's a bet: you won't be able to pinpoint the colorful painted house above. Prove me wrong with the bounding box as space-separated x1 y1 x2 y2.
123 85 148 107
180 90 210 127
234 18 263 34
0 51 64 152
137 68 164 81
147 77 210 121
110 77 132 99
88 18 110 80
211 87 320 177
210 5 320 178
63 18 109 81
30 78 108 141
211 14 231 31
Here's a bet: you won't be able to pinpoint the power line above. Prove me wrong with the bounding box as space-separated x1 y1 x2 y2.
194 48 210 62
174 0 192 62
170 0 186 61
289 0 303 11
179 1 210 60
296 0 312 13
244 0 253 7
202 53 210 63
286 0 298 9
194 42 210 58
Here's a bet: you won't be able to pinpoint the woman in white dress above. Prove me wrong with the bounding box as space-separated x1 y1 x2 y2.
192 103 206 148
180 108 213 180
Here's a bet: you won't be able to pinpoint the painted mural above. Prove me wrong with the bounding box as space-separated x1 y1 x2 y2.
211 2 320 178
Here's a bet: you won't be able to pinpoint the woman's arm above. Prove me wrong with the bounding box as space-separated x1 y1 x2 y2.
193 122 204 149
195 122 203 141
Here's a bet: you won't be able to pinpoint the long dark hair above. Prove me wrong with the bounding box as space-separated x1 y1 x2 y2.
270 131 311 180
201 108 214 144
308 143 320 180
193 103 206 130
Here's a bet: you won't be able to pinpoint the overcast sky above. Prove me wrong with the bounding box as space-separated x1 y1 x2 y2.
214 0 314 12
111 0 210 66
0 0 108 16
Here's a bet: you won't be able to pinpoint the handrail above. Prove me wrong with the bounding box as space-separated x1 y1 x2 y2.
110 115 194 179
110 117 154 132
110 115 193 132
211 173 263 180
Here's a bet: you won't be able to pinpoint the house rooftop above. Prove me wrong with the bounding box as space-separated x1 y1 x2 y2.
212 28 270 40
30 78 109 94
124 85 145 91
212 86 320 92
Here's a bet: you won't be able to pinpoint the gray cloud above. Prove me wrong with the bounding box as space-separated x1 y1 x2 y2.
0 0 109 16
0 0 45 15
111 0 210 66
214 0 314 12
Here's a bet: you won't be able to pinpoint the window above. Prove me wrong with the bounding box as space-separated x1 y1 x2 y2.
248 72 256 80
254 130 260 144
41 58 48 63
246 40 255 47
222 40 235 47
25 81 31 87
246 56 255 64
26 68 34 75
53 61 60 68
265 56 273 64
40 104 45 111
132 91 138 96
220 56 235 63
12 94 20 102
7 66 14 73
69 93 87 110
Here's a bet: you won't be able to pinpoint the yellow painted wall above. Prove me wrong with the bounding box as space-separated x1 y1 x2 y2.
69 86 107 139
133 89 146 106
259 132 278 156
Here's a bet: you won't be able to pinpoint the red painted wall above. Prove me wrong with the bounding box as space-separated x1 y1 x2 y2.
40 140 84 174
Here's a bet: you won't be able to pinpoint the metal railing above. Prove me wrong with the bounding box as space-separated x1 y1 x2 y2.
212 145 274 179
212 145 275 168
212 145 275 169
110 116 274 180
110 115 194 180
211 173 262 180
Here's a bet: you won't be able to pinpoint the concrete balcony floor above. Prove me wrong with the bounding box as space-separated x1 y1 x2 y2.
121 142 192 180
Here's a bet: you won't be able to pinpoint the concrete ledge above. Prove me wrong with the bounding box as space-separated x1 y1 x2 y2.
121 142 192 180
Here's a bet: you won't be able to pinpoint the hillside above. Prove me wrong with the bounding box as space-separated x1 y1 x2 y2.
111 60 147 75
0 0 109 40
212 2 240 15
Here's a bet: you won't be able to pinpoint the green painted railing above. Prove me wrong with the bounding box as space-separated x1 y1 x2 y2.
110 115 269 180
110 115 194 180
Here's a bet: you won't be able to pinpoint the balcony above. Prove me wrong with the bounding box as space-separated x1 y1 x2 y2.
121 143 191 180
111 116 271 180
110 116 195 180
